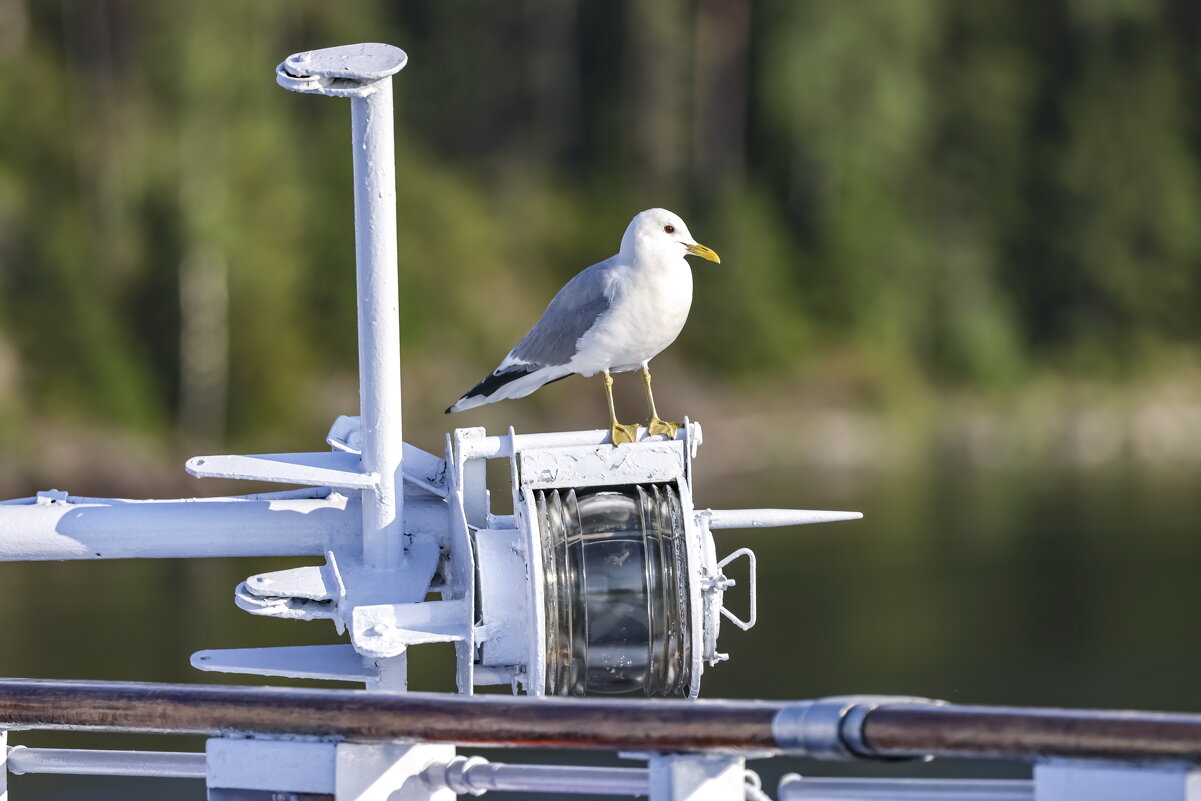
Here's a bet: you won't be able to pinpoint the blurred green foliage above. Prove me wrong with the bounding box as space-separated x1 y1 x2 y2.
0 0 1199 449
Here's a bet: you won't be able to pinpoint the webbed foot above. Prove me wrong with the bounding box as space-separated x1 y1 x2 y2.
611 421 639 445
646 416 680 439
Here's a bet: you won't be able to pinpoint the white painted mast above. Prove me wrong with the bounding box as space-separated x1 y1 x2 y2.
277 44 409 570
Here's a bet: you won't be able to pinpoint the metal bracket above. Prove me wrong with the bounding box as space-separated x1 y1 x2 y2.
716 547 757 631
191 644 376 683
275 43 408 99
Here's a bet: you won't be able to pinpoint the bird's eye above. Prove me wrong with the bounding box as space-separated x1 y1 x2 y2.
663 224 675 234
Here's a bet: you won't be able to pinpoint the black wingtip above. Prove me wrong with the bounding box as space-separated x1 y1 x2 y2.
446 365 550 416
461 367 533 405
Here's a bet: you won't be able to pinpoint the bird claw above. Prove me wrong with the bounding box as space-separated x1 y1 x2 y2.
611 422 639 446
646 416 680 439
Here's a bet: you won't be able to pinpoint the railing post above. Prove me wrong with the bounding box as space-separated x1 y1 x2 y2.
647 753 746 801
1034 759 1201 801
206 738 454 800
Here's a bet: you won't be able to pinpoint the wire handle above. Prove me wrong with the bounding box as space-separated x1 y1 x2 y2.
717 547 757 631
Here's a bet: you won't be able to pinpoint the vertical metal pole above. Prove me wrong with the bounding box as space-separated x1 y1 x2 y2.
277 44 409 571
350 79 404 570
1 730 8 801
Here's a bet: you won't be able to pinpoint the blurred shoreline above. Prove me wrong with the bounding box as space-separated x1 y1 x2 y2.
4 361 1200 501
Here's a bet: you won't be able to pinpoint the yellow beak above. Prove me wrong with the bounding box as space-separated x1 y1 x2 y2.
685 242 721 263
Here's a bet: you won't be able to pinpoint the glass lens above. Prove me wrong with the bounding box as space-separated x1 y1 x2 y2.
538 484 690 696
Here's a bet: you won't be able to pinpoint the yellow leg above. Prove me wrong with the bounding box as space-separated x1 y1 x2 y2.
641 365 680 439
603 370 639 445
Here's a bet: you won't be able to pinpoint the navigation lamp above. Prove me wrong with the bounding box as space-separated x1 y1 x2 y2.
539 485 691 696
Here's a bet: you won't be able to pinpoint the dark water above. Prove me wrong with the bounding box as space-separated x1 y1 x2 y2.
3 463 1200 798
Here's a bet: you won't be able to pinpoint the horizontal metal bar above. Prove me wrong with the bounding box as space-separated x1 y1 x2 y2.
6 746 206 778
704 509 863 529
0 495 357 559
0 679 782 751
860 704 1201 762
778 776 1033 801
0 493 445 561
455 425 696 460
470 762 647 795
423 757 648 795
4 681 1201 764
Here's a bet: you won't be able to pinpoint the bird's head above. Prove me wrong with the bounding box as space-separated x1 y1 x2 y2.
622 208 721 264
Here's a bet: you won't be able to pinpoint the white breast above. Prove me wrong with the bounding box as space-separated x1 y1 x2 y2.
570 255 694 375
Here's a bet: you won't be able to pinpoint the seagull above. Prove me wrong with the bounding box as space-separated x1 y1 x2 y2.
446 208 720 444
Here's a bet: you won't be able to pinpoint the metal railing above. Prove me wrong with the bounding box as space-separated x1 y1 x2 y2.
4 681 1201 799
2 680 1201 761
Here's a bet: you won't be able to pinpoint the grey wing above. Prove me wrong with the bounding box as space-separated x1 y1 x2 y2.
508 258 617 368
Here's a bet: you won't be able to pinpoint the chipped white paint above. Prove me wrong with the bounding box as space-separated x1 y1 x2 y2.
455 422 702 461
519 440 686 489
